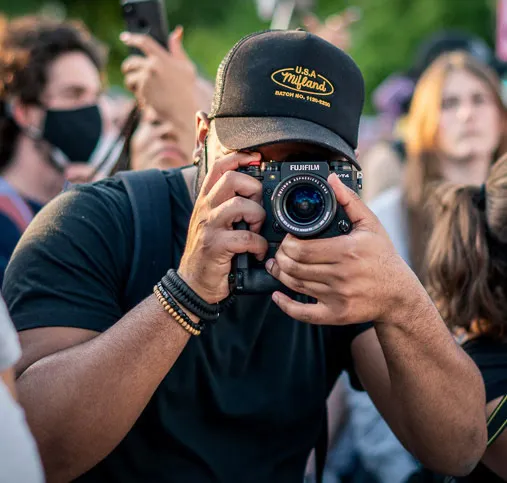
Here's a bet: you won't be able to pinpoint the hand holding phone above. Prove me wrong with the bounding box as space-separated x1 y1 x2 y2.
120 27 198 165
122 0 169 53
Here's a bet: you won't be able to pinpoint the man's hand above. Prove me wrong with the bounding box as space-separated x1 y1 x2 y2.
266 172 418 325
120 27 197 162
303 8 360 52
178 152 268 304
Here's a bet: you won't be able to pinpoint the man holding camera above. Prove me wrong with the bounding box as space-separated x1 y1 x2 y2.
4 30 486 482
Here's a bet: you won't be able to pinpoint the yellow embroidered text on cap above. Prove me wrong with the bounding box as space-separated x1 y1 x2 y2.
271 66 335 96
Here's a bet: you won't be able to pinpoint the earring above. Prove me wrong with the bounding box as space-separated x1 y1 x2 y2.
193 156 200 166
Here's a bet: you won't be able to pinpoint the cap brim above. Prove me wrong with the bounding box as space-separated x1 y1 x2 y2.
214 116 360 170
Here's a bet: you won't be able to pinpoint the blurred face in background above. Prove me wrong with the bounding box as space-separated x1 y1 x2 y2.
130 107 188 171
437 68 502 162
40 51 102 110
405 52 507 207
20 50 113 162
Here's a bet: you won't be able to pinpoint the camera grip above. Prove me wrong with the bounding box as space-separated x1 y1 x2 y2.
229 222 283 294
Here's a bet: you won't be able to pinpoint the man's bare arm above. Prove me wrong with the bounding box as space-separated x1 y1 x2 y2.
16 296 190 483
266 176 487 477
352 289 486 477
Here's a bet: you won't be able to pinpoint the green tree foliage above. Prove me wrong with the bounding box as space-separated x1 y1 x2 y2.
345 0 496 110
0 0 498 111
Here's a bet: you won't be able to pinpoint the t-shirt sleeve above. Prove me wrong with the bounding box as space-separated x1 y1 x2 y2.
325 322 374 392
0 295 21 370
2 179 134 333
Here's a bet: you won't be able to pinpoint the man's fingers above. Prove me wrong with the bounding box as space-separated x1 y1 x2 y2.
220 230 268 261
207 170 263 208
266 259 328 297
278 234 353 264
272 247 333 283
328 173 374 225
271 291 329 325
120 32 167 57
302 13 320 32
200 151 261 196
169 25 190 61
210 197 266 233
124 71 143 94
121 55 147 75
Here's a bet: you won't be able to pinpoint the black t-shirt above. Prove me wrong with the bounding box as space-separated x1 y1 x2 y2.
454 337 507 483
3 169 372 483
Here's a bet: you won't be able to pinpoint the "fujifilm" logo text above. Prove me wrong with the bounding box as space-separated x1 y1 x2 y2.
290 164 320 171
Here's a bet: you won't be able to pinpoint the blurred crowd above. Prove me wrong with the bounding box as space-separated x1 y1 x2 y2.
1 3 507 483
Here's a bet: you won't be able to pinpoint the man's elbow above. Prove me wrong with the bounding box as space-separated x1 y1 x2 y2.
39 440 86 483
419 420 487 477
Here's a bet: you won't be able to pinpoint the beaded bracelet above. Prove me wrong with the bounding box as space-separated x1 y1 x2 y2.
161 275 211 321
153 285 204 336
157 283 206 332
162 269 220 322
153 286 201 336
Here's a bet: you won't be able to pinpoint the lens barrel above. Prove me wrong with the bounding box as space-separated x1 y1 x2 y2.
271 174 336 237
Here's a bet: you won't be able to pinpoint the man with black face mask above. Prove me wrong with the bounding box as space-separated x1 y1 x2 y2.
0 16 114 284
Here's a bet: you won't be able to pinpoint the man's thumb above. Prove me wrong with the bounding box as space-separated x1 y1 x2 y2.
328 172 371 225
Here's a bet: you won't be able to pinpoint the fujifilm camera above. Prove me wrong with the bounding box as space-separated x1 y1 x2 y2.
229 160 362 294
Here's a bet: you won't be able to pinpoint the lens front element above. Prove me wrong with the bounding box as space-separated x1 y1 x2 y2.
272 174 337 238
285 185 325 225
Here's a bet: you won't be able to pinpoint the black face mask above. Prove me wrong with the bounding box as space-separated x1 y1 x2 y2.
42 104 102 163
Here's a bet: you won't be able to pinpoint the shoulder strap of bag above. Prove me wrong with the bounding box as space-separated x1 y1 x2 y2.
0 177 34 232
315 409 328 483
116 169 173 310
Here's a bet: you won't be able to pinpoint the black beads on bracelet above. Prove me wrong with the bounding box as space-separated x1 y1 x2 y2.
161 269 220 322
157 283 206 333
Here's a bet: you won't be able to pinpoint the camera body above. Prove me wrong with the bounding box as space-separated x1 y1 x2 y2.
229 160 362 294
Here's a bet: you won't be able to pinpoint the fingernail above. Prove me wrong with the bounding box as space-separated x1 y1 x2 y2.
272 292 279 303
265 259 274 273
120 32 130 41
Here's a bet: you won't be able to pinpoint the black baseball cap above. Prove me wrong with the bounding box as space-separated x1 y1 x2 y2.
209 30 365 169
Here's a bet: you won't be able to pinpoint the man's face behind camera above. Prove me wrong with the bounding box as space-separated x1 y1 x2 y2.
194 118 350 196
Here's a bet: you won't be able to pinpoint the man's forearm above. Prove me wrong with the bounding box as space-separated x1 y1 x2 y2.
17 296 191 483
375 287 486 475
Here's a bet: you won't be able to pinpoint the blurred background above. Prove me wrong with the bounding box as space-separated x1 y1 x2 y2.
0 0 498 113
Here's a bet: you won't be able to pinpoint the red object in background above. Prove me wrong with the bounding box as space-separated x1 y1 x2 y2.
497 0 507 61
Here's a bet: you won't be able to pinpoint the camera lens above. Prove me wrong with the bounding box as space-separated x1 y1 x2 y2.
272 174 337 238
285 185 325 225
